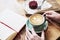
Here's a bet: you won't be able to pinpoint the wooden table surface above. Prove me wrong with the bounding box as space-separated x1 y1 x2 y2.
45 20 60 40
13 0 60 40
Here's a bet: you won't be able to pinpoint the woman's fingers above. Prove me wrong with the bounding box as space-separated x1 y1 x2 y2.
46 15 54 18
41 31 45 40
25 36 28 40
26 27 32 37
26 27 34 40
44 11 53 15
26 27 45 40
43 11 55 19
30 28 37 35
41 31 44 37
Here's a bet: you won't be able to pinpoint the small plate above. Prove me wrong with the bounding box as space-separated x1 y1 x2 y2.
26 20 48 33
23 0 52 14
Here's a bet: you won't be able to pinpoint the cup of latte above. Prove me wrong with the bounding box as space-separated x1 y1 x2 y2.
26 14 48 33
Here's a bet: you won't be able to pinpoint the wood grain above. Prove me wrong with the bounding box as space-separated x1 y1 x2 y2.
45 20 60 40
13 0 60 40
13 25 26 40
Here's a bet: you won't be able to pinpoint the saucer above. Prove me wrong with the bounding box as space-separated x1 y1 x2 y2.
26 20 48 33
23 0 52 14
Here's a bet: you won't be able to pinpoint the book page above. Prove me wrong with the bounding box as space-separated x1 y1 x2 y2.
0 9 27 32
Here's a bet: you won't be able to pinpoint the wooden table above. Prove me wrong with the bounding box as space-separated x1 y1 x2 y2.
13 0 60 40
45 20 60 40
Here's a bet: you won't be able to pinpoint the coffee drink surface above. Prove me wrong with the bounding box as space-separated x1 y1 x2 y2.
30 14 44 25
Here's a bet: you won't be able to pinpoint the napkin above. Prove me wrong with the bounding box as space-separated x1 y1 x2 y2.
23 0 52 14
0 9 27 40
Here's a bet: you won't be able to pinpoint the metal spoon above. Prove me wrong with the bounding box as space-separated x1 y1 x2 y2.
37 0 45 9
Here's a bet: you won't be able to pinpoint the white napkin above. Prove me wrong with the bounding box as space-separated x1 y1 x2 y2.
23 0 52 14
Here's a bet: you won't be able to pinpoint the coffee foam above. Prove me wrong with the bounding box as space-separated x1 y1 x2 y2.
30 14 45 25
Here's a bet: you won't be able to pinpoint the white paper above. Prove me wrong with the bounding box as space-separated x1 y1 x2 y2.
23 1 52 14
0 23 16 40
0 9 27 32
41 1 52 10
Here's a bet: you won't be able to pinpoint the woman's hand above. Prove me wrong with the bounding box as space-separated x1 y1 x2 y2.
26 27 45 40
44 11 60 23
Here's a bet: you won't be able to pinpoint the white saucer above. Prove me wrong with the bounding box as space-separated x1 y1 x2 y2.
23 0 52 14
